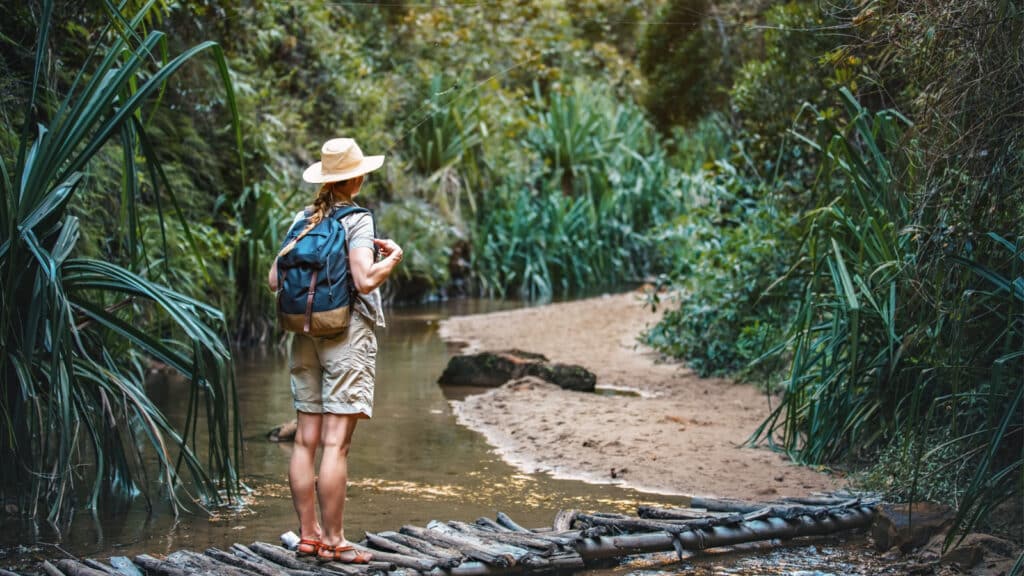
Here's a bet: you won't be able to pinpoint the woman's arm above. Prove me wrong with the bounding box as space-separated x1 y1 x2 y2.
268 257 279 291
349 238 403 294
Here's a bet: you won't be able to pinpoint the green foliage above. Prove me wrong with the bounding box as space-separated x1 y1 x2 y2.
645 168 796 377
729 1 840 167
229 171 301 344
859 428 975 506
0 1 242 521
638 0 726 127
751 90 916 463
749 89 1022 544
375 199 454 301
475 82 688 299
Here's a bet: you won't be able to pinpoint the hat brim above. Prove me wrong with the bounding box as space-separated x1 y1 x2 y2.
302 155 385 184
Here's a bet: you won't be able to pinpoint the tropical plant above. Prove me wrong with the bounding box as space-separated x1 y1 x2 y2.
405 74 484 224
229 170 301 344
749 89 1022 545
475 83 689 299
750 89 916 463
0 1 243 522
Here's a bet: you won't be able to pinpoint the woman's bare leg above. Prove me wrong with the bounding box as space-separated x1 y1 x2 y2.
318 413 370 561
289 410 323 552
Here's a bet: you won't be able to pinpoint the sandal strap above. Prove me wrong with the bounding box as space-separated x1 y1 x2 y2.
331 545 355 552
299 538 321 546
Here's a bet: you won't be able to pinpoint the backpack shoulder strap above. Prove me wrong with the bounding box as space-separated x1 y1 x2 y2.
332 205 377 259
331 205 370 220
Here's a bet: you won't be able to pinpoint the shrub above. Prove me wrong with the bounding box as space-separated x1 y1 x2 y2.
644 161 797 378
638 0 728 128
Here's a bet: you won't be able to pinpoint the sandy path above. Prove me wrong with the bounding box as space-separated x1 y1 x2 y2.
438 290 842 500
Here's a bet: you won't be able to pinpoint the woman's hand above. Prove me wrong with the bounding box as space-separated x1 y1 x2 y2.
349 239 403 294
373 238 403 264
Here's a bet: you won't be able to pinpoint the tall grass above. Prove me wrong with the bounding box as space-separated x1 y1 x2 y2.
1 1 243 522
474 83 688 299
750 88 1022 542
230 170 301 344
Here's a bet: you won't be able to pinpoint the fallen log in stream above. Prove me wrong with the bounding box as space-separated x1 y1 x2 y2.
12 494 879 576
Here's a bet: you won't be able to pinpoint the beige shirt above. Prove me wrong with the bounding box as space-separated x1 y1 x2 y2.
288 203 386 327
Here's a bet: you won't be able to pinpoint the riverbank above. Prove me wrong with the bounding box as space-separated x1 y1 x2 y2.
439 290 843 500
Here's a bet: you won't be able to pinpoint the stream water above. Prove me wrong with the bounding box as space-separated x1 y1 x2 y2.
0 300 891 574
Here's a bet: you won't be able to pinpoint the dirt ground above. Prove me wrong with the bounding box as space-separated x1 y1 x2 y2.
438 290 843 500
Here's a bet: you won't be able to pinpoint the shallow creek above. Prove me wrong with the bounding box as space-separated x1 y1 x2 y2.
0 300 889 574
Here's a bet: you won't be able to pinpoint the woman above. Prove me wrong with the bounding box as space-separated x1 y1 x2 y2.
269 138 403 563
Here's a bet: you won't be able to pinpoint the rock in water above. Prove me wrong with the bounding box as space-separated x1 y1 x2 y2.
268 419 298 442
871 502 955 552
523 362 596 392
438 350 595 392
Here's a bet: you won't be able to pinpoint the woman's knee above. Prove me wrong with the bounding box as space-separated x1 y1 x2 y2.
294 413 323 449
295 427 321 449
319 432 352 456
320 415 357 455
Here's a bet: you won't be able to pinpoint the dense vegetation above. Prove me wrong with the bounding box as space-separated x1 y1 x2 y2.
641 0 1023 546
1 0 1020 553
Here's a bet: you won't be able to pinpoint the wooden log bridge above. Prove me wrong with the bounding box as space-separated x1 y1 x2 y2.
15 494 879 576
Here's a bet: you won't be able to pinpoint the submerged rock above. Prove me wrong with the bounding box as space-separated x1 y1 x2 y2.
268 419 297 442
438 349 596 392
871 502 955 552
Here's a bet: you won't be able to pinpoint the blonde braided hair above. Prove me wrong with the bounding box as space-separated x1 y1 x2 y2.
278 178 359 257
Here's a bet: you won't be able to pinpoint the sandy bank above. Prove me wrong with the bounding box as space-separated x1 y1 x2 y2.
438 290 842 500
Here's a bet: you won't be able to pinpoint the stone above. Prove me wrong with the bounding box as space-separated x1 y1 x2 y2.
871 502 955 552
523 362 597 392
267 419 297 442
940 533 1019 569
438 349 596 392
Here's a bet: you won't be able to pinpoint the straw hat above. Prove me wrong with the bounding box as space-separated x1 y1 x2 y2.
302 138 385 184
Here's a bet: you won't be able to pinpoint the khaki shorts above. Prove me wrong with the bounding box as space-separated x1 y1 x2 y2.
289 311 377 418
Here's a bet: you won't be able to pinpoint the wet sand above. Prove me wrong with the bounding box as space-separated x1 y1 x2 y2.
439 290 843 500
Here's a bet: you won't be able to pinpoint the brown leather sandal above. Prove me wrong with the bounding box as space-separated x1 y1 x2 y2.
317 543 373 564
296 530 321 557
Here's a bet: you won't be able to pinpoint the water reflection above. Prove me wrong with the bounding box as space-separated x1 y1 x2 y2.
0 299 884 575
0 299 685 567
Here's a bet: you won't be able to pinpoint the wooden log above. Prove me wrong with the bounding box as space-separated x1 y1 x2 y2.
250 542 318 571
447 521 557 554
509 530 580 547
426 521 533 566
574 505 876 560
399 525 511 567
374 531 463 565
0 568 23 576
636 506 735 520
344 544 434 571
82 560 117 575
53 560 108 576
231 545 269 565
133 555 188 576
207 548 290 576
551 509 579 532
494 512 529 533
40 562 66 576
227 546 319 576
687 497 765 514
576 513 690 534
780 494 877 507
108 557 144 576
171 549 261 576
365 532 455 567
473 517 510 533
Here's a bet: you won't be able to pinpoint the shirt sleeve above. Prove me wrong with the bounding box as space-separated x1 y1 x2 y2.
347 212 376 251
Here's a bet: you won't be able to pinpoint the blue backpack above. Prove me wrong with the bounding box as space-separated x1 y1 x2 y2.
276 205 371 336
